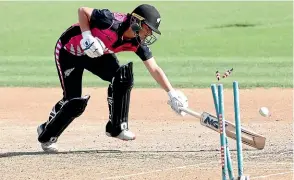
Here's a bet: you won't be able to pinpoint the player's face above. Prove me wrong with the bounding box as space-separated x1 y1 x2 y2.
138 24 152 41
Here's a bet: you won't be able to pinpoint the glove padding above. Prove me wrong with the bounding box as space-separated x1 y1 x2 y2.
80 31 105 58
167 89 188 116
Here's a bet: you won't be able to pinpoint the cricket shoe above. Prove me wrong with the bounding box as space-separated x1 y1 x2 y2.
40 142 58 153
37 124 58 153
105 121 136 141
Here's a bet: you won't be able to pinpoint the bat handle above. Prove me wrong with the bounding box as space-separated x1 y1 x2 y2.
179 107 202 119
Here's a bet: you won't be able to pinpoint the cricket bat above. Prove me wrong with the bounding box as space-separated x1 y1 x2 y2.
179 107 266 150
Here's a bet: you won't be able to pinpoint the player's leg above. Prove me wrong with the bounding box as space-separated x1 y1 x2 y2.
85 54 135 140
37 41 89 152
106 62 135 140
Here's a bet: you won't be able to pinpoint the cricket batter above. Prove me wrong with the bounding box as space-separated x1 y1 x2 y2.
37 4 188 152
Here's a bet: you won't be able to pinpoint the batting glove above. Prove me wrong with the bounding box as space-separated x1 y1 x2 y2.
167 89 188 116
80 31 105 58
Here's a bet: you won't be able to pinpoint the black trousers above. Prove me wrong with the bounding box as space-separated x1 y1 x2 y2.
38 38 124 141
54 40 120 100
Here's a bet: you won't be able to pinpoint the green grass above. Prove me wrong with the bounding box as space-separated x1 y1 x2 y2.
0 1 292 88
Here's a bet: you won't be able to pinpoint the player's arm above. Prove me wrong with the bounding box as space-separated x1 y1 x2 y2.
136 45 174 92
78 7 94 32
136 45 188 116
78 7 105 58
78 7 113 32
143 57 188 116
143 57 173 92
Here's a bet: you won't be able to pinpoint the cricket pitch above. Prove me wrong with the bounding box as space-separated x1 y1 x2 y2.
0 88 292 180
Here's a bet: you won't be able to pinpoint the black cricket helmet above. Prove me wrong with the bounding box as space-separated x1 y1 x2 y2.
130 4 161 45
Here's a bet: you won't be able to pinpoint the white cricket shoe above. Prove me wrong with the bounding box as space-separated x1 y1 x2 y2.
37 124 58 153
40 142 58 153
106 130 136 141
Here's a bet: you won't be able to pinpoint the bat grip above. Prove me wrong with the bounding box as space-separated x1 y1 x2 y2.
179 107 202 119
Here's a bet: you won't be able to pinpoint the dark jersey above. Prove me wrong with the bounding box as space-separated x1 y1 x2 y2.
59 9 152 61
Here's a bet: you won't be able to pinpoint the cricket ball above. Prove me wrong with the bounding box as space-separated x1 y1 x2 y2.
259 107 270 117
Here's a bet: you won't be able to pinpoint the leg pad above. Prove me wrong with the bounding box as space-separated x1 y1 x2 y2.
38 95 90 143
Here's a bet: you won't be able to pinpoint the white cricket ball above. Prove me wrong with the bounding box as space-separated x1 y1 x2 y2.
259 107 270 117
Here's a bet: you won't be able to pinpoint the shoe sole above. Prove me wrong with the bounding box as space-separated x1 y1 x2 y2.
105 132 135 141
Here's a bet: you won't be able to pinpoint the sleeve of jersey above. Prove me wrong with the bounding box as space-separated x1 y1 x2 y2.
135 45 153 61
90 9 113 30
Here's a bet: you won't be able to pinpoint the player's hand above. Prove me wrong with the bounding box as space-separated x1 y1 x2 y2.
167 89 188 116
80 31 105 58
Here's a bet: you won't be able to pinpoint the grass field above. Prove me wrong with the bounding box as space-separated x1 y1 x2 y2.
0 1 292 88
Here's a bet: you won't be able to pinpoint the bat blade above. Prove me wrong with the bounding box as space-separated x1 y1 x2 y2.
200 112 266 150
180 107 266 150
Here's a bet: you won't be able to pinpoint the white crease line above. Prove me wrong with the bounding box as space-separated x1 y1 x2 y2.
258 168 292 171
243 162 293 165
251 171 293 179
103 161 217 180
198 168 292 171
102 152 292 180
